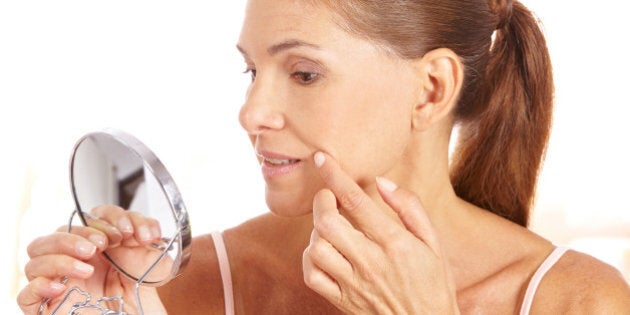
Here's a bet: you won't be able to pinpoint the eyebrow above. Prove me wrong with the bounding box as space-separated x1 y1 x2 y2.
237 39 321 57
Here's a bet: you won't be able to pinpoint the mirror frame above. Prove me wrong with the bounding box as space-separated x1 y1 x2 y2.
69 129 192 286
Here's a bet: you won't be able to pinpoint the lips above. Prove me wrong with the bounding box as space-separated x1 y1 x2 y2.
263 157 301 165
256 150 303 178
256 151 301 165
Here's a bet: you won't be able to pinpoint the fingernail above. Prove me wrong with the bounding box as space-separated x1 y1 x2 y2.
73 261 94 275
314 152 325 168
138 226 152 242
88 234 106 248
376 176 398 192
118 217 133 233
107 225 123 237
49 282 66 292
75 240 96 256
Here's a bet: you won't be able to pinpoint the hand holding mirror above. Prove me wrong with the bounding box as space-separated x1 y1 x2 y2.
40 129 191 315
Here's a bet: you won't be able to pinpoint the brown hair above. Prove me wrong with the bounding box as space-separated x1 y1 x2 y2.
317 0 554 226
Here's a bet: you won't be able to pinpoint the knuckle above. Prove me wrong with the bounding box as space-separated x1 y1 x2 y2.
17 281 38 308
315 214 338 236
356 263 377 283
303 269 324 289
303 271 316 287
338 189 365 212
23 260 35 278
53 257 73 276
25 256 69 279
384 233 411 257
26 237 43 258
51 233 71 253
309 240 328 258
302 247 313 265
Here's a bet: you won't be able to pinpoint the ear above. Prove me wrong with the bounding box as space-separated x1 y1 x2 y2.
411 48 464 131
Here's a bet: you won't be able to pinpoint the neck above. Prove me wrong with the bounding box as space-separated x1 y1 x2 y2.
363 124 462 232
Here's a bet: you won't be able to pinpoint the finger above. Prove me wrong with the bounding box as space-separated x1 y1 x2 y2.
90 205 134 238
28 231 101 260
302 245 341 302
128 211 162 245
305 228 353 282
65 226 109 251
312 189 365 263
376 176 441 255
25 255 94 281
78 214 124 247
314 190 354 229
17 277 67 314
313 152 396 239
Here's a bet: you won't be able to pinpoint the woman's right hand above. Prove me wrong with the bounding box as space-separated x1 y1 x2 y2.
17 205 167 315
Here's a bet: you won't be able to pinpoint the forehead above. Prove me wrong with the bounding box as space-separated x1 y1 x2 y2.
238 0 342 52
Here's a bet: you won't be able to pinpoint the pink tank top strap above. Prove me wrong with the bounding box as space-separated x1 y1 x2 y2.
519 246 569 315
211 231 235 315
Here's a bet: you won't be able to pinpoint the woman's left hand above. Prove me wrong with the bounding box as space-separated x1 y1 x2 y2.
303 152 460 314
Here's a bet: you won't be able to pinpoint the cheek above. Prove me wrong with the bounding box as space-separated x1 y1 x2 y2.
344 115 411 183
286 61 416 181
310 91 413 182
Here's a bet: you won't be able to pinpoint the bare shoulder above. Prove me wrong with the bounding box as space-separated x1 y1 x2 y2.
156 214 296 314
533 249 630 313
158 234 225 314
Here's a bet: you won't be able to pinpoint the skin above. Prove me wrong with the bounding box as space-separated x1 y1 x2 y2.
18 0 630 314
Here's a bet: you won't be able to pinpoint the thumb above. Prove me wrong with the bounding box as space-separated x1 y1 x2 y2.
17 277 67 315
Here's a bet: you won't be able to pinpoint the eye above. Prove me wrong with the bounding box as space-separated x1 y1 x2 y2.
291 71 318 84
243 68 257 82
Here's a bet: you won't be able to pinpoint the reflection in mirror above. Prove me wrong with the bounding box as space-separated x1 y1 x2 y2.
40 129 191 315
70 130 191 285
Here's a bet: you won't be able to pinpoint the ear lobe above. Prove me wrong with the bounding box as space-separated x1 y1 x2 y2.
411 48 463 131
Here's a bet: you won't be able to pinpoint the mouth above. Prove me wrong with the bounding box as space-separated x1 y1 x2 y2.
262 157 301 166
256 151 301 166
256 150 303 179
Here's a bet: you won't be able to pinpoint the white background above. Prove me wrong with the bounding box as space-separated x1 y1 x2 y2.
1 0 629 312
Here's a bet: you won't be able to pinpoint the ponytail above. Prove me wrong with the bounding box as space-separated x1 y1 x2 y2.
450 1 554 226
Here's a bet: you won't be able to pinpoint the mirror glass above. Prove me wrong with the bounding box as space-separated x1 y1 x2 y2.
69 129 191 286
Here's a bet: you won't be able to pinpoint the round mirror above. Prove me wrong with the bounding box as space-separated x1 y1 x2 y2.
69 129 191 286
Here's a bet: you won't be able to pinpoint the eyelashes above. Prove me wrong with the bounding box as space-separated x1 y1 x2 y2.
242 68 320 85
243 68 257 82
291 71 319 85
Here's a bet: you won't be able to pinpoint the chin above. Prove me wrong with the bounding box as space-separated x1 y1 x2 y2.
264 189 314 217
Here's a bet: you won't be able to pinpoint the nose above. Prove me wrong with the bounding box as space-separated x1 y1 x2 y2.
238 79 285 135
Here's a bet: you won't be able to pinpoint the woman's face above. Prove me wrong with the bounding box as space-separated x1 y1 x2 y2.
238 0 421 216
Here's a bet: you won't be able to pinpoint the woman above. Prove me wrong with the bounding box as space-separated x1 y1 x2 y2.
18 0 630 313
